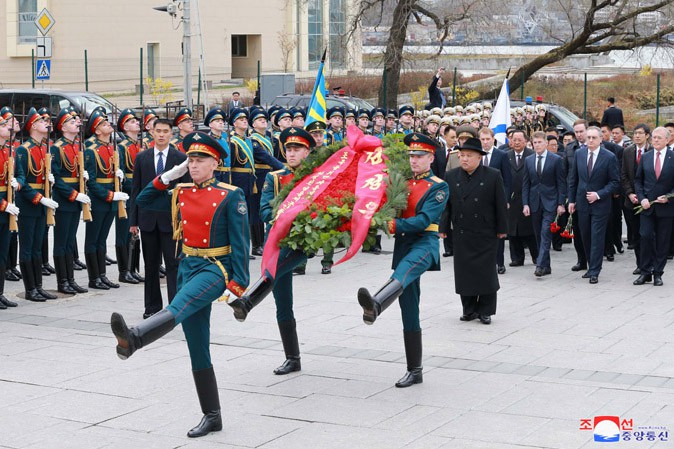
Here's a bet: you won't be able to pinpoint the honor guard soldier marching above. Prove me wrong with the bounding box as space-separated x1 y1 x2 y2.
0 113 20 309
15 108 59 301
171 107 194 153
111 132 249 438
84 109 130 290
228 108 284 258
115 109 144 284
204 107 231 183
227 127 316 374
357 132 449 388
50 107 91 295
249 107 276 256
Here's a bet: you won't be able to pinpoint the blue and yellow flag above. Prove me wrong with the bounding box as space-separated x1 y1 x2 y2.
304 49 328 130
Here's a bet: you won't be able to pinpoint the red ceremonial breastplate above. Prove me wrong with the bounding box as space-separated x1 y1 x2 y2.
63 142 79 178
128 142 141 163
179 185 229 248
279 173 294 187
96 143 114 176
402 178 433 218
0 146 9 186
29 144 46 184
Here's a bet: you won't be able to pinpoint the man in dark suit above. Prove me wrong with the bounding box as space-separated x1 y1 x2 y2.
568 126 621 284
564 120 589 272
427 68 446 109
522 132 567 276
226 91 242 115
445 137 508 325
600 97 624 128
506 130 537 266
130 118 188 318
479 127 511 274
633 127 674 286
599 123 625 259
621 124 652 274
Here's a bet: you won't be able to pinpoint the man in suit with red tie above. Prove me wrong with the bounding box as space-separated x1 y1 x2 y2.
633 127 674 286
522 132 566 276
568 126 621 284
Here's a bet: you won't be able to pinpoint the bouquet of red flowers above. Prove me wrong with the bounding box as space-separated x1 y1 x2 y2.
559 214 574 239
550 215 562 233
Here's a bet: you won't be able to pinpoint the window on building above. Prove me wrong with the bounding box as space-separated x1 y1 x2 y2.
307 0 323 70
18 0 38 44
329 0 347 69
232 35 248 57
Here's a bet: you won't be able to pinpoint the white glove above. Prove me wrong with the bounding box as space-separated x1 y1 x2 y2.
112 192 129 202
39 197 59 210
82 170 90 181
5 203 19 216
160 159 189 184
75 193 91 204
223 289 240 302
48 173 55 184
10 178 19 190
116 169 125 182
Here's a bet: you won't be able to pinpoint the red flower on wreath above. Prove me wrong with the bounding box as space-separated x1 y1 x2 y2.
310 212 318 219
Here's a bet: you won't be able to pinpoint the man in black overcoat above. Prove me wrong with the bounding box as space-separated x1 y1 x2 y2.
444 137 508 325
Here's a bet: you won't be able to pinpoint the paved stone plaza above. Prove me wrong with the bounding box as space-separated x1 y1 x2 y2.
1 235 673 449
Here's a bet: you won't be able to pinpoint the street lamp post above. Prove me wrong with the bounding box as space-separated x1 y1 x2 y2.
154 0 192 109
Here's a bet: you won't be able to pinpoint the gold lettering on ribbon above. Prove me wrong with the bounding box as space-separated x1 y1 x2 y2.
357 201 378 219
361 173 384 191
274 150 351 221
364 147 384 165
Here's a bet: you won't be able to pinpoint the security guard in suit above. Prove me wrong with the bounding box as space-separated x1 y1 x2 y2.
357 132 449 388
51 107 91 295
0 114 20 308
204 107 231 184
227 127 316 375
171 107 194 153
111 132 249 438
15 108 59 301
229 108 284 259
115 109 143 284
84 109 130 290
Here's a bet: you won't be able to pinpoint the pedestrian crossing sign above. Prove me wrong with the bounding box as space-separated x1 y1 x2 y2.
36 59 51 80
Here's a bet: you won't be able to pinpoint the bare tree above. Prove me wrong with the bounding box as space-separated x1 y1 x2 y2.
277 31 297 73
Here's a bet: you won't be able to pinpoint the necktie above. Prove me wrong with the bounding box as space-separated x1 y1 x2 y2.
587 151 594 177
156 151 164 175
637 148 642 164
517 154 521 168
536 155 543 177
655 151 662 180
483 154 490 167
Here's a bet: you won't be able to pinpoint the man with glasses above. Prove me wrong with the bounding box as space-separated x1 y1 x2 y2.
568 126 620 284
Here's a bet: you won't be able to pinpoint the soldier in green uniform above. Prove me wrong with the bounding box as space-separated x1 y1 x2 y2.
272 108 292 163
249 107 275 255
111 132 249 438
357 109 371 134
142 109 158 150
0 114 20 308
398 106 415 135
204 106 231 184
344 108 356 128
370 108 387 139
15 108 59 301
51 107 91 294
114 109 142 284
1 107 22 283
227 127 315 375
357 132 449 388
171 107 194 153
84 109 129 290
327 106 345 142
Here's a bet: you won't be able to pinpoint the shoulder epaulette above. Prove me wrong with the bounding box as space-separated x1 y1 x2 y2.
176 182 195 189
431 175 443 183
216 182 238 191
53 140 64 148
270 168 287 176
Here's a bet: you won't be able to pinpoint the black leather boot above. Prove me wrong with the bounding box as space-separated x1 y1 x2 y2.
227 276 275 322
187 366 223 438
273 319 301 375
86 252 109 289
42 235 55 274
33 258 57 299
130 242 144 282
110 309 175 360
5 267 20 281
9 235 21 280
65 254 88 293
357 279 403 325
395 330 423 388
20 260 45 302
98 250 119 288
116 246 138 284
54 255 77 294
0 264 17 307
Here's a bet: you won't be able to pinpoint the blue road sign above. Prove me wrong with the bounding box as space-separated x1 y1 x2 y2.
36 59 51 80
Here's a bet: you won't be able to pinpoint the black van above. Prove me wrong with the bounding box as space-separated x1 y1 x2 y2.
0 89 114 123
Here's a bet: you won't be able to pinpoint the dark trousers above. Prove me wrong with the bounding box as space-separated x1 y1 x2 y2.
624 204 642 268
572 211 587 265
639 214 673 276
605 196 623 255
496 239 505 266
461 293 497 316
53 211 80 258
272 249 308 323
0 222 10 267
141 229 178 315
19 216 46 261
577 210 609 276
508 235 538 264
115 215 130 246
532 209 556 268
85 208 115 254
9 233 18 267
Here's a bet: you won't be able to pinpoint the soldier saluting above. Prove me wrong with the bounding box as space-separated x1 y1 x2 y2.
111 132 249 438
